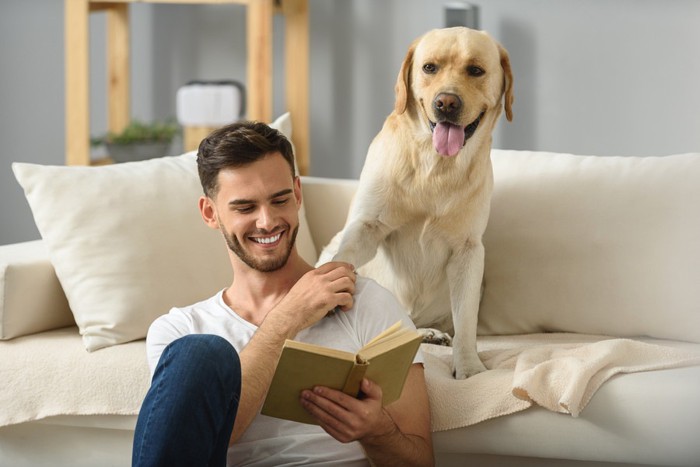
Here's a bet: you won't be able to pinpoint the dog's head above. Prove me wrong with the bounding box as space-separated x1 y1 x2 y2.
395 27 514 157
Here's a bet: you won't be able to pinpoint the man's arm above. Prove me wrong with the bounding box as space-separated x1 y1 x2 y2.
300 363 434 467
229 262 356 444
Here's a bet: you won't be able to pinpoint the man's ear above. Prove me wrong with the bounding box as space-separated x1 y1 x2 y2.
293 176 303 209
199 196 219 230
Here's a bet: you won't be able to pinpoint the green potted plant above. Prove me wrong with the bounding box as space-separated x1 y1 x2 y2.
92 120 180 163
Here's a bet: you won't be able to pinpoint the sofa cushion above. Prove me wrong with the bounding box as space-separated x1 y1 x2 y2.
0 241 74 339
431 337 700 466
479 150 700 343
13 114 317 351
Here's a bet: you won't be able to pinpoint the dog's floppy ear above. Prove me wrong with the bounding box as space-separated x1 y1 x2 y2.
498 43 514 122
394 38 419 115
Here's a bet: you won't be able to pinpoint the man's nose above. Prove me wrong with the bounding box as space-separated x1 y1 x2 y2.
256 205 276 230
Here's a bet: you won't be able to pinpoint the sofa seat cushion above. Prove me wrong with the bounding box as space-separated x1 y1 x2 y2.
432 335 700 466
0 327 149 427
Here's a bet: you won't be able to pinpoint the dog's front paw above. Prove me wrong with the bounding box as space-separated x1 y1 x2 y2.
418 328 453 346
452 351 487 379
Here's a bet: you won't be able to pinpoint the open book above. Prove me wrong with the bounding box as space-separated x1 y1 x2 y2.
261 321 422 425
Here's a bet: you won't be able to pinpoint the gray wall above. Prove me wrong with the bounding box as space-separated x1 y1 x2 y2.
2 0 699 245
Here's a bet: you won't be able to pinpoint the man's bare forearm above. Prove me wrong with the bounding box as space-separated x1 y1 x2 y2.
361 411 434 467
229 320 293 443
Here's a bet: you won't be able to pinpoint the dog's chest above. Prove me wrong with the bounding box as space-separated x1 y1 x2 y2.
382 219 453 285
389 162 492 243
365 233 453 329
384 183 483 244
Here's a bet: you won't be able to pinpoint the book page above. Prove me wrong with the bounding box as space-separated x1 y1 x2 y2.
284 339 356 361
363 321 404 347
360 323 420 361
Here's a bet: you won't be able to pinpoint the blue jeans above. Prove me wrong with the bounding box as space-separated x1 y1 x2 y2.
132 334 241 467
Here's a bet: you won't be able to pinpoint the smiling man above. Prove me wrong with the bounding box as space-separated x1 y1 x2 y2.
132 121 434 467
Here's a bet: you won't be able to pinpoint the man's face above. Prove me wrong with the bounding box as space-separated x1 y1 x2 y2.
209 153 301 273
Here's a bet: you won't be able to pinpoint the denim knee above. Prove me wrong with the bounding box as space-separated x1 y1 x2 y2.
163 334 241 390
134 334 241 467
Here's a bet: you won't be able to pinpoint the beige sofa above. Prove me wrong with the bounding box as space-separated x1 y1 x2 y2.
2 143 700 466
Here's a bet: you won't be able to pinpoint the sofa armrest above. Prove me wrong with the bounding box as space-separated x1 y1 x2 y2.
0 240 74 339
300 176 358 254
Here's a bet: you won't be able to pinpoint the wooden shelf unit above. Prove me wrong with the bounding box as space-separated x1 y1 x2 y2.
65 0 310 174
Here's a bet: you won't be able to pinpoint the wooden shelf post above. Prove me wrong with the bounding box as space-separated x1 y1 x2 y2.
283 0 309 175
65 0 90 166
106 3 130 137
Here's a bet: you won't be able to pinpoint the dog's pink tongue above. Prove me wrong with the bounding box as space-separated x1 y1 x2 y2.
433 122 465 157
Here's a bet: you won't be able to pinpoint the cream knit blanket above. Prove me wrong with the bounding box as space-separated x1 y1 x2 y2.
3 329 699 432
0 327 149 427
423 334 700 431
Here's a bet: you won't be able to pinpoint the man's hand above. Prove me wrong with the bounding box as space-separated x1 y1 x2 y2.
300 366 434 466
300 378 394 443
268 261 356 338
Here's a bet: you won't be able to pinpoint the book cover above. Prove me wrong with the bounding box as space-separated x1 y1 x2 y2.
261 321 422 425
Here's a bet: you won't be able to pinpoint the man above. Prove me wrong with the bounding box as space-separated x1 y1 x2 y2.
132 121 434 466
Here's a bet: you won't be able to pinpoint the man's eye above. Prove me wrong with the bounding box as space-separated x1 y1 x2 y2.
236 206 254 213
273 198 289 206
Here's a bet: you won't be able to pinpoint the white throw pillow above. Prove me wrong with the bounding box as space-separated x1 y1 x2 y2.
478 150 700 343
13 113 317 351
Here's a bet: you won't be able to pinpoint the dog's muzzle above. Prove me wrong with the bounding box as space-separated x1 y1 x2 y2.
429 112 484 157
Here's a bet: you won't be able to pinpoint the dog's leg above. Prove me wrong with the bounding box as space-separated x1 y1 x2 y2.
447 241 487 379
332 219 391 269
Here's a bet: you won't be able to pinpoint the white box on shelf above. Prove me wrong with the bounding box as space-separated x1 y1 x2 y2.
176 81 245 127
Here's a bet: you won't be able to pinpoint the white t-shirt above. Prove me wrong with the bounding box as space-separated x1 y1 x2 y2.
146 276 423 467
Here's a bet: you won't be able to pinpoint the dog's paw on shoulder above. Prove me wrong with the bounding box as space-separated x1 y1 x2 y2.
418 328 453 346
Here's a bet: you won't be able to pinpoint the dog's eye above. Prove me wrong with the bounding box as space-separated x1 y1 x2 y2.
467 65 485 77
422 63 437 74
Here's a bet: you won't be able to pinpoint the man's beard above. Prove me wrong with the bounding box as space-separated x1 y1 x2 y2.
222 225 299 273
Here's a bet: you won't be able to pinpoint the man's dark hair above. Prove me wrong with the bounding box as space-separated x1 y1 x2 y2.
196 121 296 198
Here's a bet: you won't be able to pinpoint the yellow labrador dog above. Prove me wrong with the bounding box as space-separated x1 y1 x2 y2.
319 27 513 379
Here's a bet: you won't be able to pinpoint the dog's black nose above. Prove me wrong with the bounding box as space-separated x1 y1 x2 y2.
433 93 462 118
